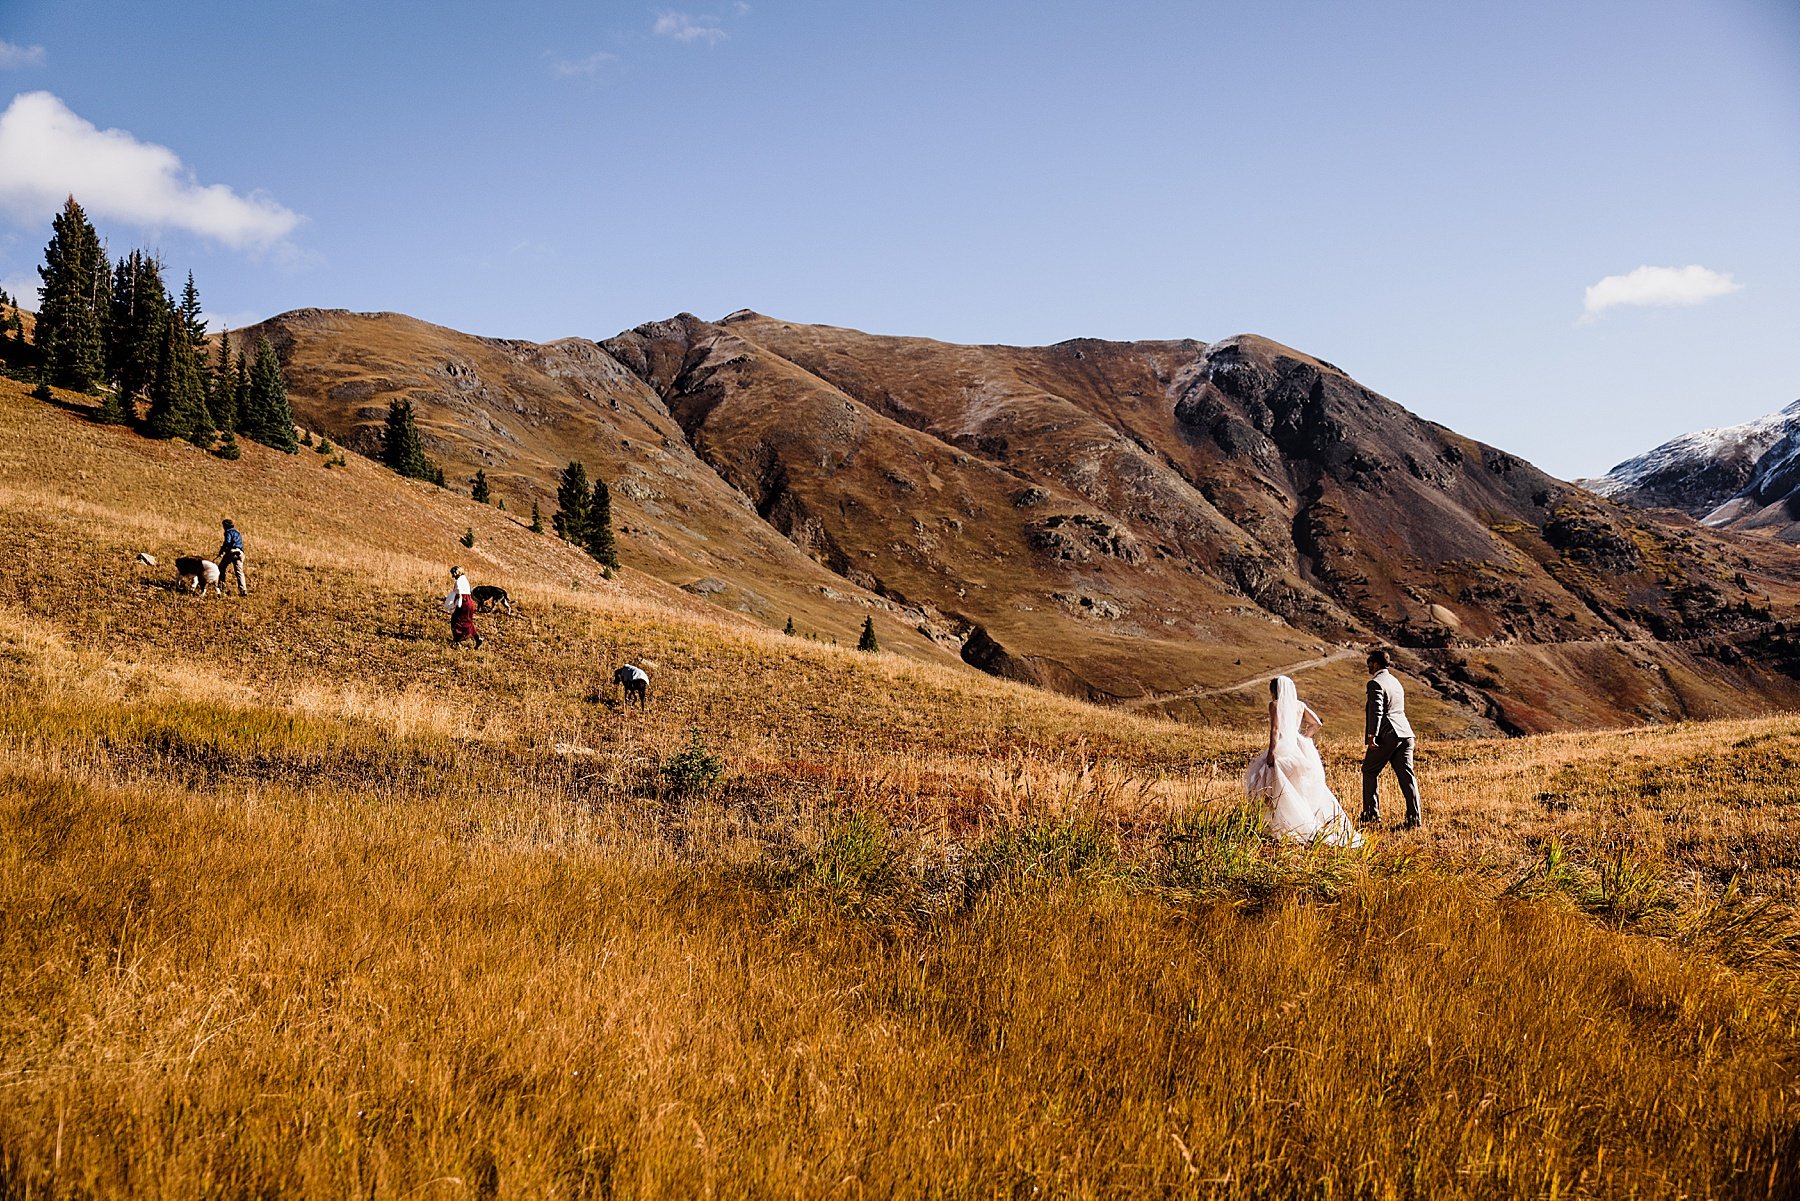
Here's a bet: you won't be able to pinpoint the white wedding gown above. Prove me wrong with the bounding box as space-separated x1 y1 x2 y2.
1244 676 1363 847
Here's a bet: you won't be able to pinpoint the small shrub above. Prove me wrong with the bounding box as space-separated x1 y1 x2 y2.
1159 806 1354 905
1503 837 1578 900
784 616 796 636
661 730 725 798
1583 847 1674 927
805 812 915 921
459 528 475 549
858 616 879 653
300 429 313 446
31 379 52 402
214 430 242 461
952 815 1124 913
316 436 333 455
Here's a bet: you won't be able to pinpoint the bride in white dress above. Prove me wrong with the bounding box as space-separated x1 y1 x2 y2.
1244 675 1363 847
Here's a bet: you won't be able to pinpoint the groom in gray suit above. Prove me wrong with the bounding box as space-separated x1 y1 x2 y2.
1361 649 1423 829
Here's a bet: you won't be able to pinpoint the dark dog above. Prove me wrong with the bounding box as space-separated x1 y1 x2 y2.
613 664 649 708
174 556 221 597
472 584 513 616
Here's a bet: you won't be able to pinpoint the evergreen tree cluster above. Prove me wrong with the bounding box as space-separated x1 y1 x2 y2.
30 196 297 453
0 287 27 350
552 461 621 569
379 399 445 485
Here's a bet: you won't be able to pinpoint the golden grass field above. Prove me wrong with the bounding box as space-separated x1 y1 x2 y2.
1 376 1798 1198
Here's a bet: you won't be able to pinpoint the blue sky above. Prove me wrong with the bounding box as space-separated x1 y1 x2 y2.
1 0 1795 478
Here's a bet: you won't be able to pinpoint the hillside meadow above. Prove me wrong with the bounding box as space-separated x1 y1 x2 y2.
1 376 1798 1198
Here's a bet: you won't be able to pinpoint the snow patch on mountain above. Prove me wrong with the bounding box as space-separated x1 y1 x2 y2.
1582 400 1800 516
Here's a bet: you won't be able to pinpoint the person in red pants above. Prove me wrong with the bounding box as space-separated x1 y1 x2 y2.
443 565 484 649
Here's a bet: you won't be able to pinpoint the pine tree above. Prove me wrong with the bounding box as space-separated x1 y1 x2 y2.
380 398 438 480
214 427 242 460
36 197 107 391
243 338 297 451
857 616 879 653
784 616 796 636
553 462 590 544
145 313 210 441
585 476 620 568
208 327 236 432
106 250 169 409
529 500 544 534
232 350 250 431
471 469 490 504
177 271 206 351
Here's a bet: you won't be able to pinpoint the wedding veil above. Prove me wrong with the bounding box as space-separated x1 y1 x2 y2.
1271 675 1301 743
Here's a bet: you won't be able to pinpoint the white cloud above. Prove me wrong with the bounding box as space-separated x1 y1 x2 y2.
0 39 46 69
0 91 303 249
1 271 38 308
549 50 619 78
1582 264 1741 320
654 11 728 43
200 308 264 334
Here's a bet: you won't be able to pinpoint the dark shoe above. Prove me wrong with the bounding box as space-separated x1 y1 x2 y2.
1402 821 1422 831
1359 812 1380 826
474 636 486 650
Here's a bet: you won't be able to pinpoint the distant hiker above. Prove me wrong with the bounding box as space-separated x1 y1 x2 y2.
1361 649 1423 829
614 663 648 708
217 519 248 596
444 565 484 649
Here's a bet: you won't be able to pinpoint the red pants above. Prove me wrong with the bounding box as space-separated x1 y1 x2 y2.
451 596 478 643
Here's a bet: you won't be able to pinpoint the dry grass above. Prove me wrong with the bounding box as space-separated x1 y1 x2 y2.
1 377 1798 1198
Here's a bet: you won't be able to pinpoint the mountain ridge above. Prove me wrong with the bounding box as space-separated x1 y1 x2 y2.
233 306 1800 733
1580 400 1800 518
1584 398 1800 540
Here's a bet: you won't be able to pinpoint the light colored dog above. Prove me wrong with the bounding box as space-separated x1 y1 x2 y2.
174 556 222 597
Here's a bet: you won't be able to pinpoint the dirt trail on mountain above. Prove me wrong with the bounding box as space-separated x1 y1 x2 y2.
1124 647 1362 710
1124 621 1798 713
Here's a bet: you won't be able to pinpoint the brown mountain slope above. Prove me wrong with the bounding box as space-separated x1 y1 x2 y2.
606 313 1800 731
240 309 954 661
246 308 1800 733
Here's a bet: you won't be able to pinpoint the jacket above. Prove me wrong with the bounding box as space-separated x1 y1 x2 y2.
1365 670 1415 741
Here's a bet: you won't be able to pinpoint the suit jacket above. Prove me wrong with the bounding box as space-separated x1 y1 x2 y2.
1365 670 1414 741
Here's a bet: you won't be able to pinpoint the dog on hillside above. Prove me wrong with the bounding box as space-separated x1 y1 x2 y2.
472 584 513 616
613 663 649 708
174 556 222 597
